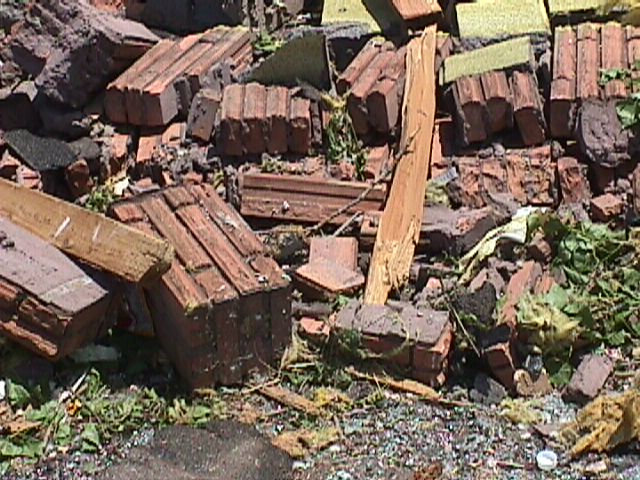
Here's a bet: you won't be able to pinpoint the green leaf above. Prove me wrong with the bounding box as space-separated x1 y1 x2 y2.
80 423 102 453
54 420 72 447
549 362 573 388
7 381 30 409
605 330 629 346
0 461 10 476
544 285 569 310
616 99 640 129
0 440 24 458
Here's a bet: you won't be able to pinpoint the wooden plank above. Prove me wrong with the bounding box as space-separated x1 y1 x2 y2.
363 26 437 305
0 178 174 284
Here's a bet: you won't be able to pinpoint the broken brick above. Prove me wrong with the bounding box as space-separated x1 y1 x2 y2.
65 159 94 198
563 354 615 403
550 27 577 138
510 71 546 146
309 237 359 270
364 144 391 181
500 260 542 327
557 156 591 204
366 48 406 134
0 217 113 359
590 193 624 222
187 88 221 142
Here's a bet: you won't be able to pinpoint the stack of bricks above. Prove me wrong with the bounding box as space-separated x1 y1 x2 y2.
550 22 636 138
452 69 546 146
105 26 252 127
217 83 313 156
449 145 558 208
0 217 114 360
109 183 291 388
335 300 453 386
337 39 407 137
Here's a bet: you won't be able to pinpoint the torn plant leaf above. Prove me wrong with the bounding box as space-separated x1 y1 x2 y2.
517 293 583 354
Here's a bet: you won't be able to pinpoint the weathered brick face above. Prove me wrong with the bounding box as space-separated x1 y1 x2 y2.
109 183 291 388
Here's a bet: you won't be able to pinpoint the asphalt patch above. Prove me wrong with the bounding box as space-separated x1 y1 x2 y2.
4 129 77 171
99 420 293 480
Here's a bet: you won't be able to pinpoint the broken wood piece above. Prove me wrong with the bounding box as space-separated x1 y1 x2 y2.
258 384 322 416
0 217 114 359
364 26 438 305
0 178 174 284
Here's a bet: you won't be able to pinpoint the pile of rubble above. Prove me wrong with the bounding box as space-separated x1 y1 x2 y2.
1 0 640 459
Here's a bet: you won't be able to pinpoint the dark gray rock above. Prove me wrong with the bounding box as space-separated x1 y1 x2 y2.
4 129 77 171
470 372 507 405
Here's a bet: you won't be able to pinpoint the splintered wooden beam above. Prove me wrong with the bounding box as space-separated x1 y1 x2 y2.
363 26 437 305
0 178 174 284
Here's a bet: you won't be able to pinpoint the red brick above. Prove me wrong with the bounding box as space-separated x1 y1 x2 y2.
0 279 20 311
390 0 441 22
242 83 268 155
557 156 591 204
480 71 512 134
626 26 640 92
590 193 624 221
366 48 406 134
309 237 359 270
136 131 161 165
364 144 391 181
484 331 518 389
563 354 614 403
577 23 600 100
500 261 542 327
510 71 546 146
219 83 245 156
288 97 312 154
111 187 291 387
298 316 331 341
295 260 365 299
550 27 577 138
239 172 386 224
453 76 487 145
65 159 94 198
186 89 221 142
348 50 396 135
109 133 130 168
480 158 507 198
337 40 382 95
266 86 289 155
601 23 628 99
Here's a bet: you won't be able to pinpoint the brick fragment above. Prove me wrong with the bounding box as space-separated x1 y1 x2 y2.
309 237 358 270
590 193 624 221
366 48 406 134
483 325 518 389
563 354 615 403
364 145 391 181
557 157 591 204
337 40 381 95
550 27 577 138
510 71 546 146
453 76 487 145
500 260 542 327
577 23 600 100
65 159 94 198
187 88 221 142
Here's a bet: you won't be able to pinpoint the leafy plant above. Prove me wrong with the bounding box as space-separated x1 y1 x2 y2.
522 214 640 385
252 31 283 56
85 183 116 214
323 95 368 181
600 59 640 128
